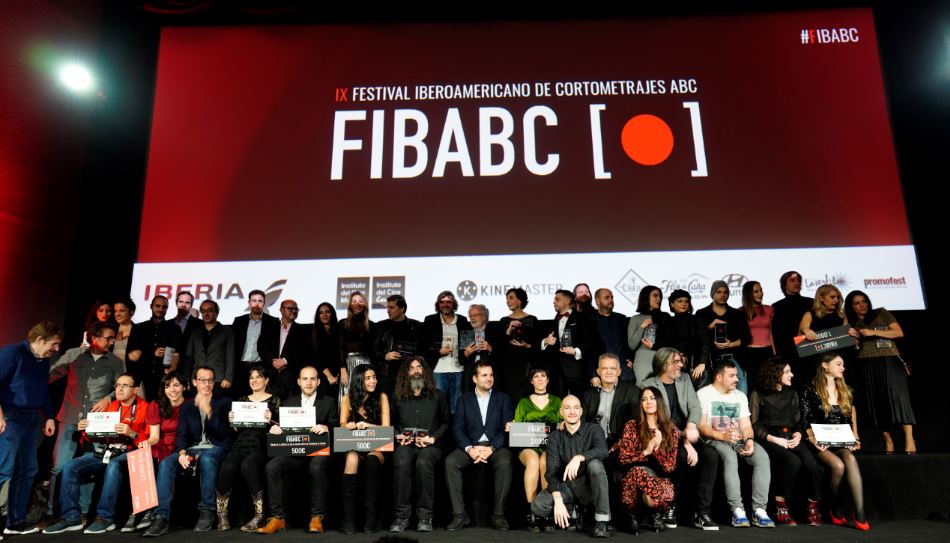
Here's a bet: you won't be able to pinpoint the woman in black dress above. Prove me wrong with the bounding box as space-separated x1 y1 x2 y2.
217 365 281 531
339 291 374 404
749 358 822 526
657 289 711 389
339 364 390 534
312 302 340 398
497 287 538 400
802 353 868 531
798 284 859 387
844 290 916 454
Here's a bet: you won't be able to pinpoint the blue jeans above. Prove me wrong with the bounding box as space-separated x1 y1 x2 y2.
0 409 41 526
433 372 462 414
49 422 92 516
59 452 129 523
154 446 227 518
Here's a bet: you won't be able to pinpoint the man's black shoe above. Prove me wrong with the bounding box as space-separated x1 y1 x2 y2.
446 514 469 532
143 517 170 537
492 515 510 531
193 509 214 532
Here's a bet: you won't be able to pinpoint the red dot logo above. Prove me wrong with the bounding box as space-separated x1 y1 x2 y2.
621 114 674 166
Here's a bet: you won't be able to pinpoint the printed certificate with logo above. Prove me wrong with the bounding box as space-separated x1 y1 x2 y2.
231 401 269 428
280 406 315 430
86 412 120 436
811 423 858 447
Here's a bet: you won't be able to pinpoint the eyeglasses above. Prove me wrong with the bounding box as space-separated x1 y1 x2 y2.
195 378 214 384
97 335 116 342
115 383 134 389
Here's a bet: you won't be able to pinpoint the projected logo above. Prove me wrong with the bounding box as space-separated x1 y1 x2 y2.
659 273 711 301
720 273 749 297
336 277 371 310
800 28 859 45
372 276 406 309
804 273 850 291
330 100 708 181
615 269 652 306
863 276 907 289
143 279 286 309
457 280 478 302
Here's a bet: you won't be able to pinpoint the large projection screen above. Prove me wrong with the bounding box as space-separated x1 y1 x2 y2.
132 9 925 322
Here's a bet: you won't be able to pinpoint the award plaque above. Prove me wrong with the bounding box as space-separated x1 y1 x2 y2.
794 325 858 358
267 431 331 457
560 328 573 348
86 412 120 437
231 401 269 428
333 427 395 452
509 422 552 447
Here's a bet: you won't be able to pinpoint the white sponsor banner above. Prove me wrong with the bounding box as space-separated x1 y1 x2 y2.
130 245 925 323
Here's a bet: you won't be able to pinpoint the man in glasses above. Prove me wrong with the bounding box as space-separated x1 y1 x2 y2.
43 321 124 524
185 300 235 395
42 373 150 534
258 299 310 398
143 366 233 536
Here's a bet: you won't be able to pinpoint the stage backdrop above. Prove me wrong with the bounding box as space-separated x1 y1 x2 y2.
132 9 924 321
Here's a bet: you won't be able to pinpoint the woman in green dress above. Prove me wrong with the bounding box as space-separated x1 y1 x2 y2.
508 366 562 531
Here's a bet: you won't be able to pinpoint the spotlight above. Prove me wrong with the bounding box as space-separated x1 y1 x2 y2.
58 63 94 93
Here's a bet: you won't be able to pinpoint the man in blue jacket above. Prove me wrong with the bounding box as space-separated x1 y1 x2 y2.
143 366 232 536
444 361 514 531
0 322 61 535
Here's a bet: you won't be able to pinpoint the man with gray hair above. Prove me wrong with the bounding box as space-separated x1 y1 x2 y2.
461 304 503 391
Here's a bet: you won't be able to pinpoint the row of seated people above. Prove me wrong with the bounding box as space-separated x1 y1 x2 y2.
1 320 871 538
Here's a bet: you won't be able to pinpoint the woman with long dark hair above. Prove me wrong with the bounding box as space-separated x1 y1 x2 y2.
312 302 340 397
628 286 665 384
510 366 561 531
802 354 868 530
217 365 281 531
617 386 680 534
339 292 374 405
844 290 916 454
339 364 390 534
749 359 822 526
741 281 775 391
798 284 860 387
126 372 188 532
498 287 538 401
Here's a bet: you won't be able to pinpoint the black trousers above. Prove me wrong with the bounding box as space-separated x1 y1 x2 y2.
759 439 822 501
265 455 330 517
393 445 442 519
671 440 720 512
445 448 512 517
217 448 267 494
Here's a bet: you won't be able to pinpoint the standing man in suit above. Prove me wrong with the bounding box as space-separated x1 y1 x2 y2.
460 304 504 392
136 295 182 400
259 299 310 398
257 366 338 534
172 292 203 380
232 290 279 397
582 354 639 447
541 290 592 396
372 294 422 394
444 361 514 531
186 300 235 391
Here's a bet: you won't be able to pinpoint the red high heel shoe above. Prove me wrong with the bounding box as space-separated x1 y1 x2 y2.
829 511 848 526
853 515 870 531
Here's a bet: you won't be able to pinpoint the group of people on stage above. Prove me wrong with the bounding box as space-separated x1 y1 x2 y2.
0 270 917 537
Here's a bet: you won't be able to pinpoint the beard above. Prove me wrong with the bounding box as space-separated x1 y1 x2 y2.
409 376 426 391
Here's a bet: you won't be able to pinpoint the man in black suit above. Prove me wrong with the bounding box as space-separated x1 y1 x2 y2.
257 366 339 534
136 295 181 400
541 289 593 396
582 353 640 446
185 300 235 390
173 291 203 380
444 361 514 531
232 289 279 397
372 294 422 394
459 304 505 392
259 299 311 398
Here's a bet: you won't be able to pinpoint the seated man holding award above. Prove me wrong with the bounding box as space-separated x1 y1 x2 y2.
43 373 150 534
143 366 233 536
390 356 450 533
257 366 338 534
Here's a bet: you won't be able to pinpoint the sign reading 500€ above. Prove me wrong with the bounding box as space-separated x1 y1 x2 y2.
333 427 395 453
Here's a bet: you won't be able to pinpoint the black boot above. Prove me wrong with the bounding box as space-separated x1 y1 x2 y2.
341 475 358 535
642 511 666 533
363 456 381 533
526 513 540 533
628 513 639 535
